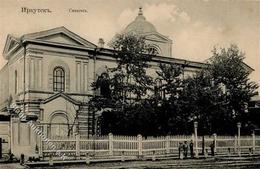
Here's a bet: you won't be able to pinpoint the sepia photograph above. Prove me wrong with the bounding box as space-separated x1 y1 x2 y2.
0 0 260 168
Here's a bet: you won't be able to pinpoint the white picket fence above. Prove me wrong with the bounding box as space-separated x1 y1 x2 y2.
39 133 260 158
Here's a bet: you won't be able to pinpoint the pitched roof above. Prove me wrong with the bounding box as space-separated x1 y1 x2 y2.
3 26 97 59
42 92 81 105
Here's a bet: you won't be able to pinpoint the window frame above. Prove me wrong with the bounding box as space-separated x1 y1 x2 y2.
53 67 65 92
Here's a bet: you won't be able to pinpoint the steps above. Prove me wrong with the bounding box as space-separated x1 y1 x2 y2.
77 105 103 136
77 105 93 136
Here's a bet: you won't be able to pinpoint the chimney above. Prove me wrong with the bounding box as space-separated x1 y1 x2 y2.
98 38 105 48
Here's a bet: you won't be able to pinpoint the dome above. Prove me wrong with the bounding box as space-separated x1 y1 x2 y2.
125 7 157 34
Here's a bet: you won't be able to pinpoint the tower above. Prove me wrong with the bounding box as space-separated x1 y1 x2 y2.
124 7 173 57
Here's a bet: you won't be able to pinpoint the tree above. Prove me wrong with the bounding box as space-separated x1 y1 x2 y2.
91 42 258 136
154 63 187 135
174 44 258 135
208 44 258 134
156 63 183 98
180 70 224 135
90 33 154 135
109 33 154 102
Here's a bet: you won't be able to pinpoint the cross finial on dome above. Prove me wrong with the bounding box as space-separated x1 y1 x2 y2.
138 7 143 16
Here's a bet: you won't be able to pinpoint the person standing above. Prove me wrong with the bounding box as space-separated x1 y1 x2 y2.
210 142 215 156
190 140 194 158
179 143 184 159
183 141 188 158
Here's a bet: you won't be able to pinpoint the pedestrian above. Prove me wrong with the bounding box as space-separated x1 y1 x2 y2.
183 141 188 158
210 142 215 156
189 140 194 158
179 142 184 159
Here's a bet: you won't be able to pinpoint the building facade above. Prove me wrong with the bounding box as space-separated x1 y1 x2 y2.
0 9 207 157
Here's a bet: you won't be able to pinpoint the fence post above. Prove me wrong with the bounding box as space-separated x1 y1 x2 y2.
138 134 142 157
39 139 43 157
237 122 241 157
252 132 255 154
213 133 217 154
194 122 199 158
234 136 237 153
39 125 43 157
165 136 170 154
76 134 80 157
0 138 2 159
109 133 113 156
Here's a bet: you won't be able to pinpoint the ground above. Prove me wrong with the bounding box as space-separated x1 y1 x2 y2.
1 157 260 169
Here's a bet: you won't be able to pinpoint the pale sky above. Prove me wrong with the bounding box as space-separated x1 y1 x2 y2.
0 0 260 91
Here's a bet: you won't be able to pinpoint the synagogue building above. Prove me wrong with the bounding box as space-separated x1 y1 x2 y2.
0 8 223 156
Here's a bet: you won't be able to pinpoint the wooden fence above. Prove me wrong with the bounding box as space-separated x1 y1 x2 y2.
40 133 260 158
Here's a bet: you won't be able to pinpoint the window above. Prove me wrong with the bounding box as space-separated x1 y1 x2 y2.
53 67 65 92
15 70 18 94
97 73 111 98
150 47 159 55
148 44 160 55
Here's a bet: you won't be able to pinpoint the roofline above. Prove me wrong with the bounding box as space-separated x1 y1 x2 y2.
2 38 207 71
0 63 9 74
152 55 209 68
22 39 96 51
21 26 97 48
2 26 207 70
42 92 81 105
96 47 208 68
242 62 254 72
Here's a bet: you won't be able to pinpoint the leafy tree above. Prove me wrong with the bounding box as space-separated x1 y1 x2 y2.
90 33 155 135
208 44 258 133
180 44 258 135
109 33 154 102
156 63 183 98
91 41 258 136
180 70 224 134
153 63 188 135
100 100 158 136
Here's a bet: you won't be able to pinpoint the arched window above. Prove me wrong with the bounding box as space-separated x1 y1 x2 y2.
53 67 65 92
150 47 159 55
148 44 161 55
15 70 18 94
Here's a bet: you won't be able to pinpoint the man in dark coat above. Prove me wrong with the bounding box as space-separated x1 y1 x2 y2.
190 140 194 158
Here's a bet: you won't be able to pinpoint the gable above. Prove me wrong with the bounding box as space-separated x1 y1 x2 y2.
41 96 78 123
43 96 78 111
145 33 171 43
3 35 21 59
42 92 80 105
22 27 97 49
37 33 83 46
8 40 18 51
3 27 98 60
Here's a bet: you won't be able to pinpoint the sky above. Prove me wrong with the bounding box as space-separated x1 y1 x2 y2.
0 0 260 91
